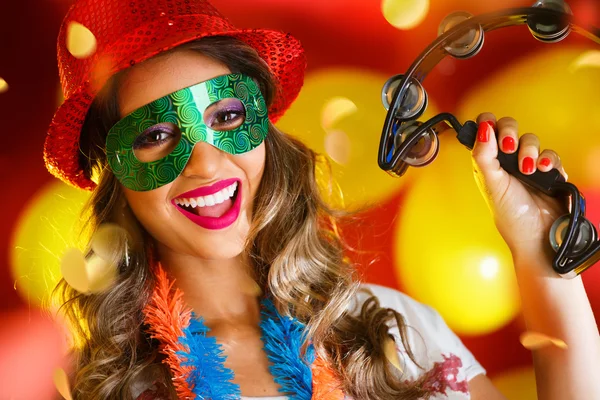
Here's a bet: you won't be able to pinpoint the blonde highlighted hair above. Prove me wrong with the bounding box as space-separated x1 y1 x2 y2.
53 36 431 399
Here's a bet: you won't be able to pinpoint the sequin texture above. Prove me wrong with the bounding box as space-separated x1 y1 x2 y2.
45 0 306 190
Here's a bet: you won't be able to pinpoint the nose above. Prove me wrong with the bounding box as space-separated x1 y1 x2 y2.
180 142 226 180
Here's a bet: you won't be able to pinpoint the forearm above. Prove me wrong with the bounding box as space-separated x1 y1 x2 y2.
513 252 600 400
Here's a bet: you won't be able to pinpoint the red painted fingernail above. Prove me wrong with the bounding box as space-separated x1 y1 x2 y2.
477 121 491 142
540 158 551 168
523 157 535 174
502 136 515 152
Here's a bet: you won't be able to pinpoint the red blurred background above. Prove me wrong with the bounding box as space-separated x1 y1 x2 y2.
1 0 599 398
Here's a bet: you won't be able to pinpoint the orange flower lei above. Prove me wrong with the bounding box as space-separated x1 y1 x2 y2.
142 264 345 399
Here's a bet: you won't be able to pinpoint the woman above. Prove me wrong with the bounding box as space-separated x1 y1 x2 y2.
47 0 600 399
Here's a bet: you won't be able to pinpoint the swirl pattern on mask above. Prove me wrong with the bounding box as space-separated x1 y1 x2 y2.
106 74 268 191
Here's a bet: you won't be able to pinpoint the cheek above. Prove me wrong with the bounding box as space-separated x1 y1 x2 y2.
238 144 266 188
122 185 172 227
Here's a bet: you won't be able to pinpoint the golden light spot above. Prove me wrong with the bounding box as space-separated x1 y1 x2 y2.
66 21 97 59
90 223 129 262
321 97 358 130
382 0 430 30
324 130 351 165
0 77 9 93
479 256 500 280
569 50 600 72
520 331 568 350
60 249 116 294
383 338 402 372
53 368 73 400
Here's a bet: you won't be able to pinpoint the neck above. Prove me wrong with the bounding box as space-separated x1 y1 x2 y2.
157 245 262 330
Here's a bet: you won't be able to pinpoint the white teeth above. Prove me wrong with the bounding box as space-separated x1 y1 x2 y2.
176 181 238 208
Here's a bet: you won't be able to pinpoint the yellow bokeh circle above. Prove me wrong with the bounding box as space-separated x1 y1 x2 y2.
0 77 9 94
10 181 90 306
66 21 97 59
393 135 520 335
277 68 438 209
381 0 430 30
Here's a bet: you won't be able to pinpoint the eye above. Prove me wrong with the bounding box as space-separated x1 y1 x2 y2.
204 98 246 131
215 110 243 125
133 129 171 148
133 122 181 162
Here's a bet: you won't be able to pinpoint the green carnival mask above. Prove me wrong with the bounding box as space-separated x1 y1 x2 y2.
106 74 268 191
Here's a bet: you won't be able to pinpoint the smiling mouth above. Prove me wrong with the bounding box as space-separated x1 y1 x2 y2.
174 181 239 218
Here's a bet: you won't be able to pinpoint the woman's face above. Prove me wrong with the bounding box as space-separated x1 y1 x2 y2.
117 50 266 260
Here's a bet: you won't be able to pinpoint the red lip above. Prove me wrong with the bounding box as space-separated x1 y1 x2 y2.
173 178 239 200
171 178 242 230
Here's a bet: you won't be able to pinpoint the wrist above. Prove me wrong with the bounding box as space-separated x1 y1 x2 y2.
511 245 561 279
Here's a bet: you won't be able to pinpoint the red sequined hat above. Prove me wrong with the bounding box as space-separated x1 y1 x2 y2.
45 0 306 190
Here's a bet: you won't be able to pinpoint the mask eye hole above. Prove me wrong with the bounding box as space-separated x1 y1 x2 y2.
203 98 246 131
132 122 181 162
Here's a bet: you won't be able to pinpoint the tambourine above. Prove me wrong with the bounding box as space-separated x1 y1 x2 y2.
379 0 600 278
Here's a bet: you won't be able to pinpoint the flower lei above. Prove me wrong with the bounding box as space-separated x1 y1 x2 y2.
142 263 345 400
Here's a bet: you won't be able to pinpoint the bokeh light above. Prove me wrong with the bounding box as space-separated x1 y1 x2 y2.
491 366 537 400
324 130 352 165
520 331 567 350
479 256 500 280
0 77 9 93
66 21 97 59
321 97 358 130
0 309 67 399
569 50 600 72
10 181 91 306
394 135 520 335
54 368 73 400
277 68 439 209
381 0 430 30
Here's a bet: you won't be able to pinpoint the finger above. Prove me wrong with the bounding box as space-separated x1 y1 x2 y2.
518 133 541 175
472 120 505 198
538 149 569 181
496 117 519 155
538 149 562 172
472 120 499 167
476 112 497 128
473 113 498 160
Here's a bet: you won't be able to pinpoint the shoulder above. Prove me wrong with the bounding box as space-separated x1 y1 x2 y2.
355 283 446 339
355 284 486 398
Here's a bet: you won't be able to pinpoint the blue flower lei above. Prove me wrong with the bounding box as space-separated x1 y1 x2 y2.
176 298 315 400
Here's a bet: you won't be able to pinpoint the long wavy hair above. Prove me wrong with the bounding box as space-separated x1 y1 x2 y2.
53 36 431 399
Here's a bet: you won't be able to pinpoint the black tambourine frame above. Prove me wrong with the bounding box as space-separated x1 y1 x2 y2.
379 5 600 277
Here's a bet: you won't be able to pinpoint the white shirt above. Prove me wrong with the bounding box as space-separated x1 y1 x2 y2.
241 284 485 400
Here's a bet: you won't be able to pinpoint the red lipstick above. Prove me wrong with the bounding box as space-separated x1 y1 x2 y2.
171 178 242 230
